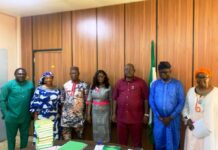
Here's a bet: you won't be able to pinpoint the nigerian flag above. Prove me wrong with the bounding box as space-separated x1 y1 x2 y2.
148 40 157 143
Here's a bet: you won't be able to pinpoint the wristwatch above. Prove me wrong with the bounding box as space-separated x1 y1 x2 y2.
144 113 149 117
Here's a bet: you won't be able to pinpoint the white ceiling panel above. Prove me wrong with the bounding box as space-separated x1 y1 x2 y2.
0 0 144 17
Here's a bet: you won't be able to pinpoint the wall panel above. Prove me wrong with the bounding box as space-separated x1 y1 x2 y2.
62 12 72 82
33 13 62 50
72 9 97 84
157 0 193 91
21 17 32 79
97 5 124 86
194 0 218 85
125 0 156 82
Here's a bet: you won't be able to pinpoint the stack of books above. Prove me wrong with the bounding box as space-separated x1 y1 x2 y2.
34 119 54 150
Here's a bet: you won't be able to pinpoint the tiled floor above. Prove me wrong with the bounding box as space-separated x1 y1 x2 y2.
0 136 33 150
0 139 7 150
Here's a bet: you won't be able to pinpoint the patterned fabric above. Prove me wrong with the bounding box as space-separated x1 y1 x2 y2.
87 86 112 143
62 127 83 140
149 78 185 150
30 86 61 143
38 72 54 86
61 80 89 128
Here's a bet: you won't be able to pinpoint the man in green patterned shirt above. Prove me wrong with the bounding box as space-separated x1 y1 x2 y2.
0 68 34 150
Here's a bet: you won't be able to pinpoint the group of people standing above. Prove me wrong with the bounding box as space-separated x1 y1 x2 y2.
0 61 218 150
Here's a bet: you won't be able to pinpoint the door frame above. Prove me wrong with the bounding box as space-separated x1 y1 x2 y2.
32 48 62 85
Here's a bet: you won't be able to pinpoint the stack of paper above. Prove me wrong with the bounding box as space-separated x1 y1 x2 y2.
34 119 54 150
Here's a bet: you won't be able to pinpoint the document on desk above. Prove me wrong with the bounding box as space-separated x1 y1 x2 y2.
192 119 211 138
94 145 121 150
103 145 121 150
44 146 61 150
94 145 104 150
59 141 87 150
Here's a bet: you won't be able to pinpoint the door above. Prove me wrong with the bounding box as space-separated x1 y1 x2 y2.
33 50 64 88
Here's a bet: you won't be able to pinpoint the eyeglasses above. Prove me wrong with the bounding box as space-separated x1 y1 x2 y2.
196 76 209 79
196 73 209 79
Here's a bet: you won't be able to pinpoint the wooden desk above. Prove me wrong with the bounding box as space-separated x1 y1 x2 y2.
24 140 134 150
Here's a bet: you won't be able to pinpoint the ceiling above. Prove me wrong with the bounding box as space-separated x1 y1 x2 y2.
0 0 144 17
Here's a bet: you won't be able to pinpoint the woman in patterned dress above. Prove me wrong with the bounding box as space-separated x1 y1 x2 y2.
30 72 61 143
87 70 112 143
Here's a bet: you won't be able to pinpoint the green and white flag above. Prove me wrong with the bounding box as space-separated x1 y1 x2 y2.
148 40 157 143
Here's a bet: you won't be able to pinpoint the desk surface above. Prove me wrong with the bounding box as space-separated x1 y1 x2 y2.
24 140 133 150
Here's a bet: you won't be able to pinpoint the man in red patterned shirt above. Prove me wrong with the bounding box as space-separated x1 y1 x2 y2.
112 64 149 148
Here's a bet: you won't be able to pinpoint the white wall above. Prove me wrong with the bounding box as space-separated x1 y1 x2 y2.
0 12 21 80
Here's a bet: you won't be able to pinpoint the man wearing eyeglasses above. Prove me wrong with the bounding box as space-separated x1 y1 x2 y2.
149 61 185 150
